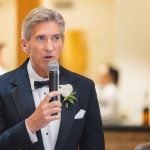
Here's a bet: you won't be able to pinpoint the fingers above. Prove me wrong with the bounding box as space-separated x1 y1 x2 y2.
46 113 61 121
27 101 61 132
43 91 60 103
42 91 62 116
27 91 62 133
44 104 61 115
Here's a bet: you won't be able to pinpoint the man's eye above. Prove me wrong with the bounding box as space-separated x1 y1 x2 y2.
52 35 61 42
37 36 45 41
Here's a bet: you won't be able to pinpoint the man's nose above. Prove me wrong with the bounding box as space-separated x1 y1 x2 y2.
44 39 54 52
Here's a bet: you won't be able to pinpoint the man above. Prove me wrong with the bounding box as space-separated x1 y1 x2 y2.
95 64 119 125
0 7 105 150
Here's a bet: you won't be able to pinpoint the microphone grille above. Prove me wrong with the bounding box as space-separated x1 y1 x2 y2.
48 59 59 71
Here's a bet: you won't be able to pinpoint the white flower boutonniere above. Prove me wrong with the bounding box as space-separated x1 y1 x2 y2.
59 84 77 108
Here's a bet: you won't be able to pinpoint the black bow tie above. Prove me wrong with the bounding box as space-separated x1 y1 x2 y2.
34 80 49 89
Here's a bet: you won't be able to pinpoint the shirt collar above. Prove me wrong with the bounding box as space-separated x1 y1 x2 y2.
27 60 48 90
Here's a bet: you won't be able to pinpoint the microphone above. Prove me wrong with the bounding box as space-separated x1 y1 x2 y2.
48 59 59 102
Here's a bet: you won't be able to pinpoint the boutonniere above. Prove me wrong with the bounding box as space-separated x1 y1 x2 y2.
59 84 77 108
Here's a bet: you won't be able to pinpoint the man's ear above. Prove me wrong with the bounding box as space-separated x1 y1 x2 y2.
21 39 29 53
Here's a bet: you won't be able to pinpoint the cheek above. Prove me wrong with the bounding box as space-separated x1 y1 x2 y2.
29 44 43 54
56 44 63 53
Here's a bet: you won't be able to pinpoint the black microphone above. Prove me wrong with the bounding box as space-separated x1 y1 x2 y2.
48 59 59 102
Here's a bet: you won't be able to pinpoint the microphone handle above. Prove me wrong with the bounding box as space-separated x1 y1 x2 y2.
49 71 59 116
49 71 59 102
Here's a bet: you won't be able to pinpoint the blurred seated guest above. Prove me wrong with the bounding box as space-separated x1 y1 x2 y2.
0 44 8 75
95 64 119 125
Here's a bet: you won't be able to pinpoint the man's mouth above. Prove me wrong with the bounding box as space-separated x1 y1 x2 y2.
43 56 54 60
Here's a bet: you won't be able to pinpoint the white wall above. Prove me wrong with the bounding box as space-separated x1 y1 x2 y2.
115 0 150 123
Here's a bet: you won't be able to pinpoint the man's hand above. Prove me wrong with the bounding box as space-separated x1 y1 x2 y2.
26 91 61 133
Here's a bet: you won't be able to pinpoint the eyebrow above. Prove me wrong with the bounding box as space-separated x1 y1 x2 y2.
35 33 61 37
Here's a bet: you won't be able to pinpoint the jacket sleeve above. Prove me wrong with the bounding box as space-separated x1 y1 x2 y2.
79 81 105 150
0 95 33 150
0 119 33 150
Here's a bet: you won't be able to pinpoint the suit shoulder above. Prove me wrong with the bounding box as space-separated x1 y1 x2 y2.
0 59 28 85
73 72 93 85
61 66 94 86
0 70 16 83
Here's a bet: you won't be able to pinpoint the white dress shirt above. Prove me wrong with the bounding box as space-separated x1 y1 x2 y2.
26 60 61 150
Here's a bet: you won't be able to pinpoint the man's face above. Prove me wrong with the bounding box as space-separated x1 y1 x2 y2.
22 21 64 77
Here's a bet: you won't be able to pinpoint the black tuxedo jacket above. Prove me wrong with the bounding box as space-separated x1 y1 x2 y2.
0 59 105 150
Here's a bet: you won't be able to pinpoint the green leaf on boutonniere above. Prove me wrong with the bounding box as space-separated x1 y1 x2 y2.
63 91 77 108
59 84 77 108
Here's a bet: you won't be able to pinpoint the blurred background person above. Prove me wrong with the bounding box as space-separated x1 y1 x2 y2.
0 43 8 75
95 64 120 125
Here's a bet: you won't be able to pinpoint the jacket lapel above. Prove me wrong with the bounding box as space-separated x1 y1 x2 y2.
10 60 44 149
10 62 35 119
55 67 79 150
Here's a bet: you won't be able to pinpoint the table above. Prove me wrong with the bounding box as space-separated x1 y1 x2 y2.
104 125 150 150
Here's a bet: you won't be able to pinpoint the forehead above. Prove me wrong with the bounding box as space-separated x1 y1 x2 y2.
31 21 61 36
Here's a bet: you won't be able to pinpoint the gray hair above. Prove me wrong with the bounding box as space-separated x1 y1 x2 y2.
21 7 65 41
